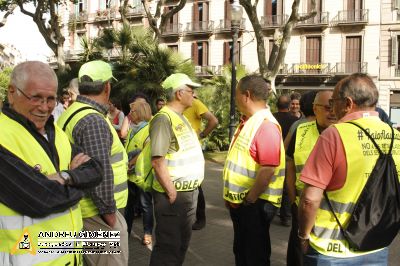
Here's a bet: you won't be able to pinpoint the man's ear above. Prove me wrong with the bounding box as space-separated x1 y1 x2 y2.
344 96 353 112
7 85 14 105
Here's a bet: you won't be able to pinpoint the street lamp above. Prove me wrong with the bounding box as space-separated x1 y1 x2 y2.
229 0 243 141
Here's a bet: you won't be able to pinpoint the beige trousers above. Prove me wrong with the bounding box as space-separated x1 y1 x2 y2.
83 210 128 266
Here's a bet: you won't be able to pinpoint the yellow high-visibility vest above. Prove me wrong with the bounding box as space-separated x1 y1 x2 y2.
293 120 319 205
310 117 400 257
125 123 153 190
223 109 285 207
57 101 128 218
151 106 205 192
0 113 82 266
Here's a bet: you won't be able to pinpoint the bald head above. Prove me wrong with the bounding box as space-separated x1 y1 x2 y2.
313 90 336 129
335 73 378 108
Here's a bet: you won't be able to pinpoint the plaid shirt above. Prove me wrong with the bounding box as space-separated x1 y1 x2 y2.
72 95 116 214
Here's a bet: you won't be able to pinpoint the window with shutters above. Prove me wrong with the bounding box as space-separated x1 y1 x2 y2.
193 1 209 31
264 0 283 25
395 0 400 9
164 6 179 32
192 41 209 66
224 0 232 28
77 0 87 12
223 41 241 65
345 36 361 73
305 36 321 74
391 35 400 76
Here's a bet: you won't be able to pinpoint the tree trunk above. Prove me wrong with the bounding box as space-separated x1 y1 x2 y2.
240 0 316 92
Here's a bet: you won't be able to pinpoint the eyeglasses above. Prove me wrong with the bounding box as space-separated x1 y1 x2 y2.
328 98 344 107
314 104 332 112
16 86 56 106
181 89 194 95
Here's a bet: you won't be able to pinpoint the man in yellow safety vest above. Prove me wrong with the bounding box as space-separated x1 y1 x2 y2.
223 75 285 265
298 73 400 265
0 61 102 265
149 73 205 265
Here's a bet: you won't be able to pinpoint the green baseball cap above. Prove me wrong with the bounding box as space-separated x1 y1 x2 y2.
162 73 201 91
78 60 116 82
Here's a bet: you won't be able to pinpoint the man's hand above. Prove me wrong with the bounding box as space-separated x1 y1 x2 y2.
101 213 116 228
70 153 90 170
47 173 66 185
300 238 310 254
167 189 177 204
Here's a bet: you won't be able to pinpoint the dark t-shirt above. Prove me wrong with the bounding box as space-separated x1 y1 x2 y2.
273 111 298 139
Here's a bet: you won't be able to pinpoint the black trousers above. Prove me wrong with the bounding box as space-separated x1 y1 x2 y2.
195 185 206 221
229 199 278 266
287 203 303 266
124 181 141 234
150 189 198 266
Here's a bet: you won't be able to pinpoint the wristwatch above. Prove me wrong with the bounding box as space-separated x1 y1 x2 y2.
59 171 71 185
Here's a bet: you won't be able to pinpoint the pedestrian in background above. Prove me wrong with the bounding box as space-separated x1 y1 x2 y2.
124 100 154 246
285 90 336 266
223 75 285 265
183 91 218 230
290 92 303 119
273 94 298 227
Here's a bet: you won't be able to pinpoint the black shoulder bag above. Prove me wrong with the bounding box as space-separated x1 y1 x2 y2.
324 122 400 251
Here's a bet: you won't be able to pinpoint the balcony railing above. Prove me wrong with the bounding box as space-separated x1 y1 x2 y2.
94 9 117 21
195 65 216 76
334 9 369 24
288 62 331 75
216 18 246 32
161 23 183 36
296 12 329 27
331 62 368 74
261 15 288 28
126 6 145 18
69 12 88 23
395 65 400 77
185 21 214 33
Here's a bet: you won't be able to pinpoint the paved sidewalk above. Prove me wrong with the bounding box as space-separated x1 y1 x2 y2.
128 161 400 265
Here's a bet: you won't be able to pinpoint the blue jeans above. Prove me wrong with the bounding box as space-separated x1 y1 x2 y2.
303 246 388 266
140 190 154 235
229 199 278 266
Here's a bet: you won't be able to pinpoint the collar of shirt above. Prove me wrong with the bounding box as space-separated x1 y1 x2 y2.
77 95 109 115
338 111 379 123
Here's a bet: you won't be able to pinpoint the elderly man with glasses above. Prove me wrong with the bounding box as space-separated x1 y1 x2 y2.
285 90 336 266
0 61 102 265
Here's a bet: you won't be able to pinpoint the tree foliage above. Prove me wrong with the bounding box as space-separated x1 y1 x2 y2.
199 65 247 151
0 1 73 72
0 67 12 101
81 25 195 111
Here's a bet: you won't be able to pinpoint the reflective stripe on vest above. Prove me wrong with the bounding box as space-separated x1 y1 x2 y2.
57 101 128 218
223 109 285 207
151 106 205 192
0 113 82 265
310 117 400 257
293 121 319 205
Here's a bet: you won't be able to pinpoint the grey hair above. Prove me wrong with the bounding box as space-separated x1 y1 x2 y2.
69 78 79 95
10 61 57 92
336 73 378 108
166 88 178 102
